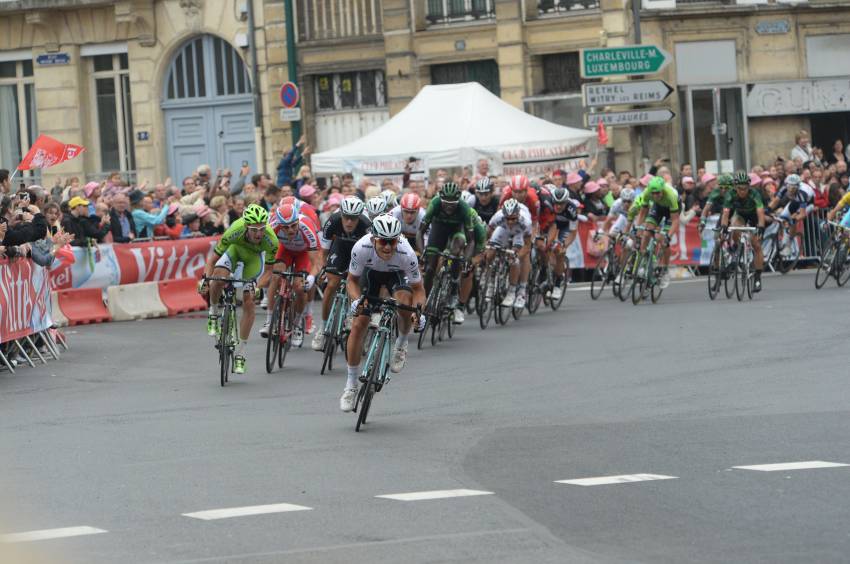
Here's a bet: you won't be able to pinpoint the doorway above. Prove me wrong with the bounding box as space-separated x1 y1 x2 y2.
810 113 850 161
684 86 749 173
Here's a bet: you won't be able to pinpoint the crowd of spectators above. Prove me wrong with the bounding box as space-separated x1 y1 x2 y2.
2 129 850 261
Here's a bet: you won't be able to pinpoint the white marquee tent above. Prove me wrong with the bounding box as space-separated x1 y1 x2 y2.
311 82 596 177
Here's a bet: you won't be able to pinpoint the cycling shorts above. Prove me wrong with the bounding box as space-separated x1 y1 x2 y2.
472 220 487 254
427 222 467 253
325 238 356 275
646 203 673 226
359 269 411 315
732 211 759 228
215 246 264 291
275 246 311 272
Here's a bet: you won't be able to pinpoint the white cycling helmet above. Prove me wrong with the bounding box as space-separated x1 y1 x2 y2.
381 189 398 210
371 213 402 239
366 196 388 218
502 198 520 217
785 174 801 186
620 187 636 202
461 191 476 207
340 196 365 217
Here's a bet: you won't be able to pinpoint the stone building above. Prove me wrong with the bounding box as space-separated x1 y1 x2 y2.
0 0 847 187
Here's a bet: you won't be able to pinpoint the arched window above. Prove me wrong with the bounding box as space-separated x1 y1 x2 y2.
165 36 251 101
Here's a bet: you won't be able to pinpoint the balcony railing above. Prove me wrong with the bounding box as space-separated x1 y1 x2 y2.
426 0 495 25
643 0 807 8
538 0 600 14
296 0 382 42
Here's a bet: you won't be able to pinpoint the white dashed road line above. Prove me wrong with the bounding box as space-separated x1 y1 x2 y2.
376 489 494 501
731 460 849 472
555 474 679 486
0 526 108 543
183 503 313 520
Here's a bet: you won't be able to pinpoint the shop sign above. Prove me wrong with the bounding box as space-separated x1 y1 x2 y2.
755 20 790 35
747 79 850 117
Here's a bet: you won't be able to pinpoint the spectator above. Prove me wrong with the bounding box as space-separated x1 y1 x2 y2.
108 193 136 242
154 204 183 239
180 212 202 238
827 139 846 166
208 195 231 230
260 185 280 212
129 189 169 238
790 130 813 162
229 196 245 224
828 182 845 208
581 181 608 220
43 202 63 236
197 206 221 236
276 135 308 187
0 169 10 195
62 196 108 247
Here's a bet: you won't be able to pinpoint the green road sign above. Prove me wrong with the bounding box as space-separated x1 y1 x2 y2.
581 46 671 79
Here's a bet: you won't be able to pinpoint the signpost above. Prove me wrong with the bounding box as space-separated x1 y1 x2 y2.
280 108 302 122
584 109 675 127
279 81 300 109
583 80 673 108
580 45 671 79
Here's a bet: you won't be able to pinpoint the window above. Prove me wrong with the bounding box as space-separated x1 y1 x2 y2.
431 60 500 96
165 36 250 101
541 53 584 94
523 53 590 129
426 0 495 25
313 70 386 113
90 54 135 172
0 58 37 175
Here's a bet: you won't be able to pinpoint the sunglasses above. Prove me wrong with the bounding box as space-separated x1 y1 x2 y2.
247 226 266 233
375 238 398 247
402 209 418 214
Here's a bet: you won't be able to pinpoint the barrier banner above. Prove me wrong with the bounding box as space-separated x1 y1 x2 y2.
0 259 53 344
567 218 712 269
49 237 218 290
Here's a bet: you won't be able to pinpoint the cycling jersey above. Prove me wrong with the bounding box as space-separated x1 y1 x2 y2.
627 192 648 222
607 198 629 219
349 234 422 284
473 196 499 224
775 184 814 207
537 188 556 231
499 187 541 223
554 199 580 229
422 197 476 252
391 206 425 238
723 188 764 216
489 208 533 248
836 192 850 210
272 216 319 252
470 209 487 254
320 211 372 274
705 188 727 215
642 186 680 211
213 218 279 280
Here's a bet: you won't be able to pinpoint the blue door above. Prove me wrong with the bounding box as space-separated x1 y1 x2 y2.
162 35 256 181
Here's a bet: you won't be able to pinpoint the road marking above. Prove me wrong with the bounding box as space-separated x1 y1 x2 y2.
732 460 849 472
555 473 678 486
0 526 107 543
376 489 494 501
183 502 313 520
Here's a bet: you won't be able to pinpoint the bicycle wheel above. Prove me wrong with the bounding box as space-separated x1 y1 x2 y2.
735 246 746 301
278 295 294 368
527 260 543 314
320 329 335 375
836 242 850 286
815 240 835 289
417 315 429 349
446 309 455 339
610 250 622 299
617 251 633 303
355 382 374 432
777 230 801 274
630 254 647 305
650 265 664 304
356 334 384 432
707 245 722 300
745 247 754 300
496 271 510 326
590 254 610 300
478 271 493 329
265 296 282 374
724 247 735 299
219 306 231 387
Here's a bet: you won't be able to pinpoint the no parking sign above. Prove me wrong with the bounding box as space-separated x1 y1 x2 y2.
280 82 300 109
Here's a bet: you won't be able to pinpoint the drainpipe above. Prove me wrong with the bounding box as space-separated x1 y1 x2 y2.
632 0 650 172
247 0 264 170
284 0 301 145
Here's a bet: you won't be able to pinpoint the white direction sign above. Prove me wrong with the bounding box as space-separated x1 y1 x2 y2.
585 108 675 127
279 108 302 122
582 80 673 108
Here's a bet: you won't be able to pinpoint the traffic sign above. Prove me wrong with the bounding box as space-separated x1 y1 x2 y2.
582 80 673 108
581 45 671 79
280 82 300 109
584 109 675 127
280 108 302 122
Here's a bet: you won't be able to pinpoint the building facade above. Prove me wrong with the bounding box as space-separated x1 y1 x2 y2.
0 0 847 187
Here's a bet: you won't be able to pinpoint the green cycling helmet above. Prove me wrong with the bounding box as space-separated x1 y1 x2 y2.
440 182 461 202
717 174 734 188
242 203 269 225
732 171 750 186
647 176 666 193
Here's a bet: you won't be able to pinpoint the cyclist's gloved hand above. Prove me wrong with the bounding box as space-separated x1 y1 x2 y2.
757 226 766 237
197 278 208 295
350 296 363 316
305 274 315 290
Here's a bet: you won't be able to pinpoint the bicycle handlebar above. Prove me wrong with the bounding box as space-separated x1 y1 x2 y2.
362 295 421 314
271 270 307 279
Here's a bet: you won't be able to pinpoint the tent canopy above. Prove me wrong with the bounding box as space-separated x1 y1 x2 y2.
311 82 595 175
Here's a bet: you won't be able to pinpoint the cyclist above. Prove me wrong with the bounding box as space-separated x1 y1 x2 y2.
826 188 850 228
632 176 680 289
366 196 388 220
499 175 541 228
768 173 812 253
391 192 426 253
417 182 476 296
487 198 533 308
698 174 733 232
381 189 398 211
456 207 488 324
472 177 499 224
602 187 635 236
262 202 321 346
720 170 766 292
281 195 320 232
340 214 425 412
312 196 371 351
204 204 279 374
547 187 580 301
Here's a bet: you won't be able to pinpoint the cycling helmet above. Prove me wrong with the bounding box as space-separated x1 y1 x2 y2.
619 187 636 202
366 196 387 217
400 192 421 211
461 191 476 207
340 196 365 217
509 175 530 192
371 213 402 239
717 174 734 188
475 177 493 194
551 187 570 204
732 171 750 186
381 189 398 209
243 203 269 225
440 182 461 202
647 176 666 193
785 173 801 186
503 198 520 217
275 203 299 225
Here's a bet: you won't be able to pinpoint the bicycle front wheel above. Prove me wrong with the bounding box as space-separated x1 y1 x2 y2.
630 255 646 305
777 231 801 274
836 242 850 286
735 247 746 301
265 296 282 373
278 295 294 368
590 254 610 300
650 268 664 304
219 307 231 386
707 245 722 300
527 260 543 314
815 241 835 289
617 251 633 302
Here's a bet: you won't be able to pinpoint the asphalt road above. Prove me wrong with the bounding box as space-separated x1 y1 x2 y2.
2 271 850 564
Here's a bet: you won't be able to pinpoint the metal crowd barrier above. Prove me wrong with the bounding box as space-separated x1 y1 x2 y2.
0 329 68 374
801 208 829 261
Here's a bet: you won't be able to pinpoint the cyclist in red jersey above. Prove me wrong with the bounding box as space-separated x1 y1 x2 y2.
499 175 541 226
280 195 320 232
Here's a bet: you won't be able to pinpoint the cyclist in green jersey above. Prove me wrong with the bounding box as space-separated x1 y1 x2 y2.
417 182 476 296
633 176 681 289
699 174 733 232
720 170 766 292
203 204 279 374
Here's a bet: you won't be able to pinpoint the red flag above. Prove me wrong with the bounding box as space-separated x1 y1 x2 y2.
596 121 609 146
17 134 85 171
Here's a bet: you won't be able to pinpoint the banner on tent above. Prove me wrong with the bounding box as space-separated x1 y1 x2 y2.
0 258 53 344
499 141 593 177
49 237 218 290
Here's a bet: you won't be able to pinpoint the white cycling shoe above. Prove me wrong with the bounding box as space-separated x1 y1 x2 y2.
501 292 516 307
514 294 526 309
390 342 408 373
659 271 671 289
551 286 563 301
259 321 270 338
453 308 465 324
311 331 325 351
340 388 358 412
